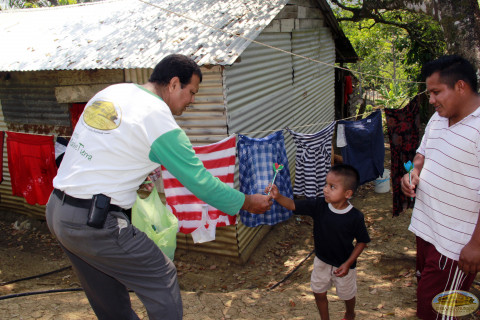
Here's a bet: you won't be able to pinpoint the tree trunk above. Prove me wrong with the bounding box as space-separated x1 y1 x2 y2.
430 0 480 72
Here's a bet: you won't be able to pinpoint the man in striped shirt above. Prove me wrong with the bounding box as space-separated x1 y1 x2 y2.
402 55 480 320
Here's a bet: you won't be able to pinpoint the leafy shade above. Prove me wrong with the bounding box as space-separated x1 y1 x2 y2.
375 82 410 109
331 1 445 107
1 0 77 10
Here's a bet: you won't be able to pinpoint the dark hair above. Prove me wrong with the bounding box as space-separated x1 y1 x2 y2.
329 164 360 193
149 54 202 87
421 55 478 92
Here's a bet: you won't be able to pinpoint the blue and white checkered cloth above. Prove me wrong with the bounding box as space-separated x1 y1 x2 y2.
237 131 293 227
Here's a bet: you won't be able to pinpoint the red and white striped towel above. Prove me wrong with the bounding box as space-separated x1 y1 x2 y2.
161 135 236 234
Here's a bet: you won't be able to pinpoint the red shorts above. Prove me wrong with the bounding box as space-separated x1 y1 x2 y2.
416 236 476 320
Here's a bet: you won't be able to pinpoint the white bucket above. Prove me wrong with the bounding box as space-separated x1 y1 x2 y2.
374 169 390 193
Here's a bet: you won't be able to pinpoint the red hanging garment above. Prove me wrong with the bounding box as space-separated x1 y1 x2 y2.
0 131 4 183
344 75 353 104
7 132 57 205
385 97 421 216
70 103 86 130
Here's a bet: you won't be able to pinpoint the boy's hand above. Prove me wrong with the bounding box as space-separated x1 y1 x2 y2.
333 263 350 277
264 184 295 211
265 184 279 199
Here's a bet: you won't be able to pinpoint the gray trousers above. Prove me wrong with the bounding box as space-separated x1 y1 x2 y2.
46 192 183 320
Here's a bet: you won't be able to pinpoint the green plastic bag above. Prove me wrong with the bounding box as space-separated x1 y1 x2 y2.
132 186 178 261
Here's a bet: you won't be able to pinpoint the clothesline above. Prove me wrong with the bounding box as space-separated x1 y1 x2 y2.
3 108 373 139
4 101 418 221
137 0 426 85
4 89 426 139
226 88 426 137
233 110 373 137
231 87 426 136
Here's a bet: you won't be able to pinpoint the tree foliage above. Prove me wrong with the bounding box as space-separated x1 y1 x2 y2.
329 0 478 110
334 8 442 107
1 0 78 10
337 14 419 92
0 0 48 9
331 0 480 71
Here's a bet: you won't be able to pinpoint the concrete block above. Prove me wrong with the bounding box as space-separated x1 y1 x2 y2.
276 4 298 19
280 19 295 32
263 20 281 32
294 18 301 30
298 18 323 29
298 6 323 19
288 0 317 7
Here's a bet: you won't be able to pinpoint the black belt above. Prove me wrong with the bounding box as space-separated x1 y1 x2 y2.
53 188 126 213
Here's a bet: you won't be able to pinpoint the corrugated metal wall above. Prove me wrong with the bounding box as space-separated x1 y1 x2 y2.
224 32 293 136
124 68 151 85
225 29 335 171
0 101 47 217
291 28 335 131
0 70 124 218
0 27 336 263
126 64 281 263
0 67 242 261
224 29 335 259
0 72 70 218
125 66 229 145
0 72 71 131
175 66 229 145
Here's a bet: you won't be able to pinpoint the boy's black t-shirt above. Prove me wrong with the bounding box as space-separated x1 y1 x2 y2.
294 197 370 269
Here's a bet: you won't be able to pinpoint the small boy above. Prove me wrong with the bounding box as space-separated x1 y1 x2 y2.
268 164 370 320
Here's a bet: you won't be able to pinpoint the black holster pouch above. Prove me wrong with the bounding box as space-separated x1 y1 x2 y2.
87 194 111 229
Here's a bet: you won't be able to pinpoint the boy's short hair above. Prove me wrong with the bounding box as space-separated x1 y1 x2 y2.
421 55 478 92
329 164 360 193
149 54 203 87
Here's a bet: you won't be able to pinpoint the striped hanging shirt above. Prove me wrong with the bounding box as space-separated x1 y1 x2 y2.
408 107 480 261
162 135 237 234
287 121 336 198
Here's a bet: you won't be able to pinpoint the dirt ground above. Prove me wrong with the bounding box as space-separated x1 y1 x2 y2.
1 150 480 319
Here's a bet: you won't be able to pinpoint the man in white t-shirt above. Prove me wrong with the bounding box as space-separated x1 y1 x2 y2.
46 54 272 320
402 55 480 320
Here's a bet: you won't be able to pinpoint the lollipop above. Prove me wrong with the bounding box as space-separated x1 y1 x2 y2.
267 163 284 195
404 160 414 200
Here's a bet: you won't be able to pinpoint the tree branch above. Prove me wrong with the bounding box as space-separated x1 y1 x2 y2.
332 0 440 58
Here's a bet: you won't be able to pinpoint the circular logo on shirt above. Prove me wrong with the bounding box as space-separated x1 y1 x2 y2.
83 100 121 130
432 290 479 317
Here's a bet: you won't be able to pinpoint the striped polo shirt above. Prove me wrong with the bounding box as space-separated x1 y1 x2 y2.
408 107 480 261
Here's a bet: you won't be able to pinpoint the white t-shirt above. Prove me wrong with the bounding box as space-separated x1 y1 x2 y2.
408 107 480 261
54 83 179 207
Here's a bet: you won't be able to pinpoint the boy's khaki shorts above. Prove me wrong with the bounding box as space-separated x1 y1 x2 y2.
310 256 357 300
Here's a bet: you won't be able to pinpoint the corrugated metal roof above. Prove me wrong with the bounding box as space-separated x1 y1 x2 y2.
0 0 289 71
